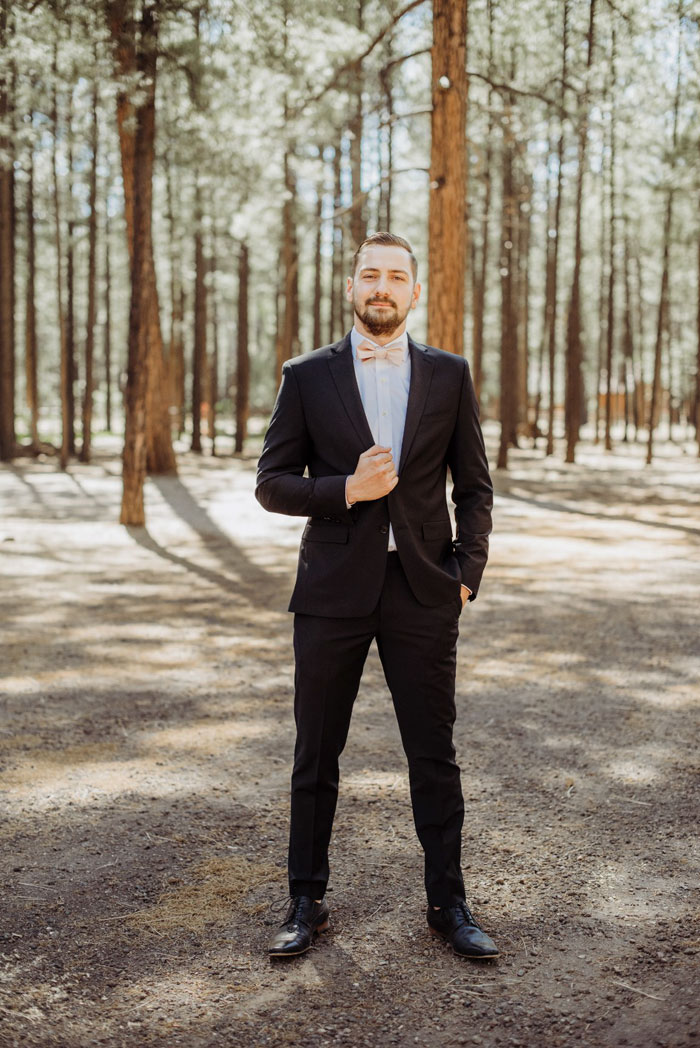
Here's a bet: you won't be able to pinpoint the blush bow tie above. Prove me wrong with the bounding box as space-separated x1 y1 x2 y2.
356 340 405 365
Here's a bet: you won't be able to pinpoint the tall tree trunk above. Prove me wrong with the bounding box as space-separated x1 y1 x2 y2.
471 0 494 404
25 134 39 449
427 0 468 354
565 0 596 463
109 0 176 478
517 165 531 434
497 92 518 469
545 0 568 456
209 251 218 457
633 245 646 441
349 1 366 249
116 2 160 524
80 72 99 463
313 182 323 348
66 91 77 456
278 143 299 384
647 12 681 465
696 144 700 456
534 124 556 441
594 147 608 445
165 159 184 436
378 43 394 230
621 222 636 440
0 0 16 461
647 193 673 464
329 143 344 342
604 28 617 452
235 242 249 454
51 51 69 471
104 207 113 432
191 175 206 452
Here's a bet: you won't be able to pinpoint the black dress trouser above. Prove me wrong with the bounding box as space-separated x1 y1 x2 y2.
288 552 466 907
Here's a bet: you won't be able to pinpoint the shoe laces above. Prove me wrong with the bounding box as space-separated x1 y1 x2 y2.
454 901 480 929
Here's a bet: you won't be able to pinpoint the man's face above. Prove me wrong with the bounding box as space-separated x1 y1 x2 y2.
346 245 421 339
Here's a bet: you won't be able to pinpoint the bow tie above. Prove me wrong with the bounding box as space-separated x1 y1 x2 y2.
356 339 405 366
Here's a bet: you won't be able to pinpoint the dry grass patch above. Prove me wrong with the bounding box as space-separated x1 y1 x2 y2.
127 856 278 934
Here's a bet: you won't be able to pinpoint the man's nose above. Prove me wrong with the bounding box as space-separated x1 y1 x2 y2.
374 275 390 294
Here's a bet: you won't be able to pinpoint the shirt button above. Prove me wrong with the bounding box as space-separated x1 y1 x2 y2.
379 524 389 534
382 411 388 417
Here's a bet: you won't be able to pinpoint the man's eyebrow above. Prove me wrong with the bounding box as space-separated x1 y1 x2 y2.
359 266 410 275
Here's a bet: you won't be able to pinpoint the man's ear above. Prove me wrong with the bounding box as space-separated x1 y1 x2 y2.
411 282 422 309
345 276 354 302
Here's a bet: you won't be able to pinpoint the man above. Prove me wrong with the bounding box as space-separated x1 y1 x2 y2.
256 232 497 960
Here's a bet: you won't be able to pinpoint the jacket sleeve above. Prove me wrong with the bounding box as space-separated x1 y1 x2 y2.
446 359 493 600
255 362 352 519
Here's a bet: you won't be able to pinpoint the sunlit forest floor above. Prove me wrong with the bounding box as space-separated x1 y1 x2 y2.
1 424 699 1048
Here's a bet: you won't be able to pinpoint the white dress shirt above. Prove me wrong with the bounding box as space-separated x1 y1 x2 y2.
349 326 411 551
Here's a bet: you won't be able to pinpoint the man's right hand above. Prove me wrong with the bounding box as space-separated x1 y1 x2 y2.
346 445 398 504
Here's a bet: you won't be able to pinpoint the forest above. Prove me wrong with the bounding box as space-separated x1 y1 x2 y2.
2 4 699 1045
0 0 698 525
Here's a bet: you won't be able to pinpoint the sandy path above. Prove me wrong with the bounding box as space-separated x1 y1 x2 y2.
1 430 698 1048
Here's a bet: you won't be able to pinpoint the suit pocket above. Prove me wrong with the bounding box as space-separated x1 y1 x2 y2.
302 523 349 544
422 520 453 542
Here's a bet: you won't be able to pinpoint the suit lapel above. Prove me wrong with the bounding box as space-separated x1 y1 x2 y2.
399 338 435 472
327 333 375 449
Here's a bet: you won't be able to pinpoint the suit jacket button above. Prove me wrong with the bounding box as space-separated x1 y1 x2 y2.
379 524 389 534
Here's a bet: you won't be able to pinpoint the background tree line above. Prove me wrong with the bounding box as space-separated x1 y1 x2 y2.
0 0 698 524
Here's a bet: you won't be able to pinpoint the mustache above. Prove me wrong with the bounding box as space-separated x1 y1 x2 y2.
367 298 397 308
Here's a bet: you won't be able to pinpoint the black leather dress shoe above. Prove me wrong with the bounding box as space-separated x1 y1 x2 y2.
268 896 330 958
427 902 499 958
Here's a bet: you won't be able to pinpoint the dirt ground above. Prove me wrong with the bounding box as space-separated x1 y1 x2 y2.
1 425 698 1048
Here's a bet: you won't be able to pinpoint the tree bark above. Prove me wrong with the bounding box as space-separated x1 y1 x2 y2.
647 12 681 465
427 0 468 354
165 158 184 436
191 176 206 453
565 0 596 463
496 93 518 469
349 1 366 249
25 132 39 449
51 50 69 471
0 0 16 461
80 71 99 463
116 2 160 524
109 0 176 477
696 145 700 456
235 242 249 454
471 0 494 405
329 143 344 343
604 27 617 452
209 250 218 457
545 0 568 457
278 143 300 384
621 222 636 440
534 123 556 442
66 91 77 456
104 207 113 432
313 182 323 348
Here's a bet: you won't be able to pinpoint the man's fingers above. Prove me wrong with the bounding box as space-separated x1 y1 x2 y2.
361 444 392 459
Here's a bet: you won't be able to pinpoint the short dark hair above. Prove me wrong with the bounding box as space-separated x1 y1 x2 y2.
351 231 418 281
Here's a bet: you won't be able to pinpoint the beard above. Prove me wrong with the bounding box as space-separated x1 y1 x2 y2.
353 293 410 337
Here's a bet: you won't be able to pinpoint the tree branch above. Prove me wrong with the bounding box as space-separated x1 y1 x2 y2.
287 0 429 119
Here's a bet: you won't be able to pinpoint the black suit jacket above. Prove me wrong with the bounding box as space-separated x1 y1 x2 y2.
255 333 493 617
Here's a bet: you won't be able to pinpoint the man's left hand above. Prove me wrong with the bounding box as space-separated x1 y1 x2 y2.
460 585 471 608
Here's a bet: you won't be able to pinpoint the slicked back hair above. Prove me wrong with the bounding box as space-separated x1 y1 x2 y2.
351 232 418 282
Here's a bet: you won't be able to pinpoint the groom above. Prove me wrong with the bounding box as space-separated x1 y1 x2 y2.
256 232 497 960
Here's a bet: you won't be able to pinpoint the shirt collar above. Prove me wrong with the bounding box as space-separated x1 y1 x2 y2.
351 326 409 361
